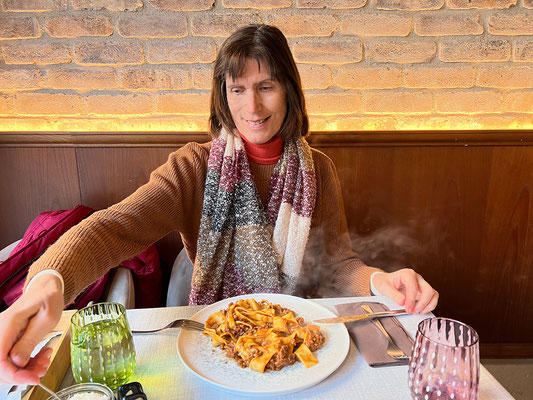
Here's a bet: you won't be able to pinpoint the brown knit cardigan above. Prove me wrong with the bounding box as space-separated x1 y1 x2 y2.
26 142 381 305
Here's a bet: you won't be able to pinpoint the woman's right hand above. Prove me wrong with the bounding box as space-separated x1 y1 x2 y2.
0 274 64 385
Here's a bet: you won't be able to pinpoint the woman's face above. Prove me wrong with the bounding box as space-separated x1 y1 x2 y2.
225 58 287 144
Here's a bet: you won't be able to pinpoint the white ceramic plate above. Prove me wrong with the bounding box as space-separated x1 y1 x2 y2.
177 293 349 396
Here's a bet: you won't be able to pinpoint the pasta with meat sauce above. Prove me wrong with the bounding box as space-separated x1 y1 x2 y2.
202 299 326 373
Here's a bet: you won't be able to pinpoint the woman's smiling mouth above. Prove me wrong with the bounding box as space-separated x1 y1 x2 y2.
245 116 270 126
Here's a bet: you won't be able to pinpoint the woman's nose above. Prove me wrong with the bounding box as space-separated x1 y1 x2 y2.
246 91 262 113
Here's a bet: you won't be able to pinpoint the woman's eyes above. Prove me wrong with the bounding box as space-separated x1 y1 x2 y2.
230 86 273 94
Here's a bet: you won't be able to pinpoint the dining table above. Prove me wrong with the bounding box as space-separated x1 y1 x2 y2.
51 295 512 400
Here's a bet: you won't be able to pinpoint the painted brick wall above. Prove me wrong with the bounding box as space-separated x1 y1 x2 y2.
0 0 532 131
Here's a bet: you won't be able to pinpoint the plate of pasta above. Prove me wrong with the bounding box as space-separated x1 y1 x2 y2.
177 293 350 396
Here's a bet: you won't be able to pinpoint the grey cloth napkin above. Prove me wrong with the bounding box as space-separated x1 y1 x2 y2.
334 301 413 367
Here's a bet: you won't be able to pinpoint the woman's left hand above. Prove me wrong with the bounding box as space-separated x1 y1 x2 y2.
372 268 439 314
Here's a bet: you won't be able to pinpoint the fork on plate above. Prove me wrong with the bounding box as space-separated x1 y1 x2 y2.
132 318 205 334
361 305 409 360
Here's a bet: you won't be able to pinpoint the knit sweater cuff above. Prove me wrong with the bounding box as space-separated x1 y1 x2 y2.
370 271 385 296
25 269 65 295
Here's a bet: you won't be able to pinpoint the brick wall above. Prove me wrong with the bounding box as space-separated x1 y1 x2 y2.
0 0 532 132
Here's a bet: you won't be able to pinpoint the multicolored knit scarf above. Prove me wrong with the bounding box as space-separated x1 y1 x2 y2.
189 129 316 305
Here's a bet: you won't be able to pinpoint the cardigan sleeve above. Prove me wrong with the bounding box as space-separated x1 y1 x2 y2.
25 143 207 305
304 151 383 297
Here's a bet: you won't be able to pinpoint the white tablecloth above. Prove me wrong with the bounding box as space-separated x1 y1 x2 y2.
73 296 511 400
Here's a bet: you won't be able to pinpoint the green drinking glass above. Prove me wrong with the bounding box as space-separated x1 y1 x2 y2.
70 302 136 391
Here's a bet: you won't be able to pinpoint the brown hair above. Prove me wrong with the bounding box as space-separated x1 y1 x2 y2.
209 24 309 140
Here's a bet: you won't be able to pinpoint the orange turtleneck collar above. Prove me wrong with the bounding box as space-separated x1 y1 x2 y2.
239 132 283 165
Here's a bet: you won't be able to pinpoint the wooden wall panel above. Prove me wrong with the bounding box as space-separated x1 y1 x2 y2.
75 147 185 273
317 144 533 353
0 147 81 248
1 131 532 357
478 147 533 344
75 147 175 209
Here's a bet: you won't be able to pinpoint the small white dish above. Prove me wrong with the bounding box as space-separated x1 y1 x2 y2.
46 382 114 399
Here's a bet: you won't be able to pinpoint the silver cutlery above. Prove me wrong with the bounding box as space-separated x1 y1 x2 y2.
132 318 204 334
361 305 409 360
38 383 61 400
314 308 408 324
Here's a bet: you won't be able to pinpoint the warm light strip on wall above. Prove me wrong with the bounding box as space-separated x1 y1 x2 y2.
1 115 533 132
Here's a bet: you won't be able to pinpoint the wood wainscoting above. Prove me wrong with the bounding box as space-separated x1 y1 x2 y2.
1 130 532 358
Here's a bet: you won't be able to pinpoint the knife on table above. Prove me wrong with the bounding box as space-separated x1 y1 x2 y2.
315 309 408 324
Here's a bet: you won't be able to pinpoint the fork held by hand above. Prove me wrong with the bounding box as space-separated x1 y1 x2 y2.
361 305 409 360
132 318 204 334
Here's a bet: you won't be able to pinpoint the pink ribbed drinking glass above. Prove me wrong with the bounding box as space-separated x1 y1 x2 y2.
408 318 480 400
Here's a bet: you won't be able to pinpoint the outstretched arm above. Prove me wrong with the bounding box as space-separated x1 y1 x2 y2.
0 143 207 385
312 150 438 314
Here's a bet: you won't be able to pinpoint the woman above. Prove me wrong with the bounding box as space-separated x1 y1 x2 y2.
0 24 438 385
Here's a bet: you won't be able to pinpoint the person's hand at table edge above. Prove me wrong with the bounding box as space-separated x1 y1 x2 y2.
0 274 64 385
372 268 439 314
